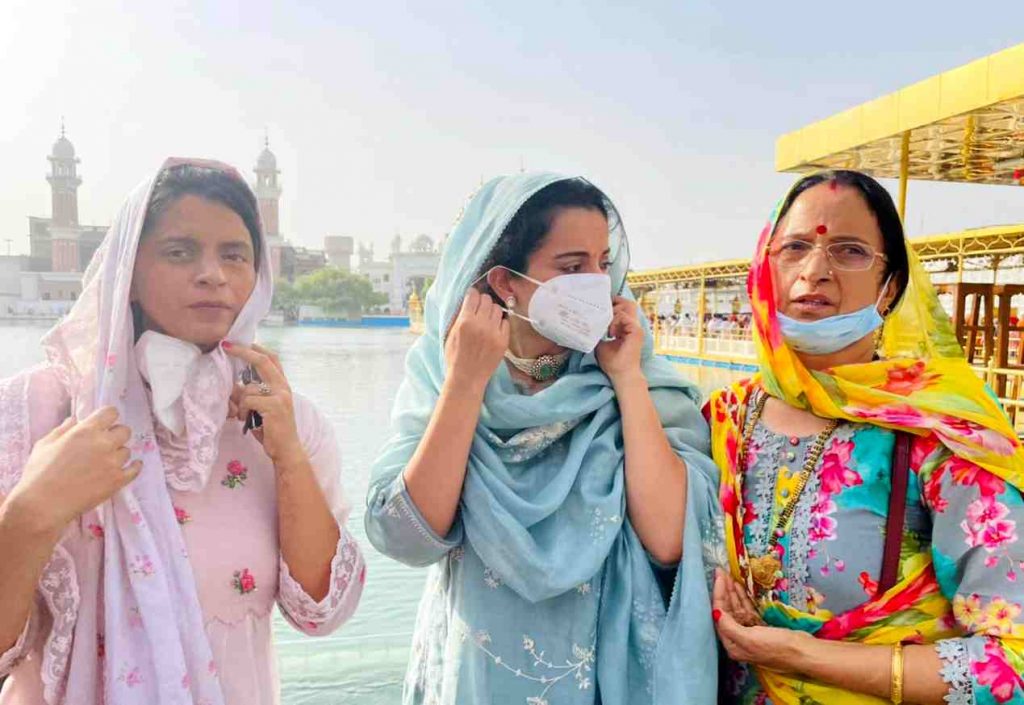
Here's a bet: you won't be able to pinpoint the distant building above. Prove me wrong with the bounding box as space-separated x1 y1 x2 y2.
5 127 366 320
27 124 107 282
324 236 354 271
253 137 288 280
290 246 328 279
252 140 346 283
357 233 441 313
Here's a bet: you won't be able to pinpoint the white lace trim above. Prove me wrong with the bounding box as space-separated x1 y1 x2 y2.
158 355 232 492
0 369 82 704
936 639 974 705
37 543 81 705
277 527 364 630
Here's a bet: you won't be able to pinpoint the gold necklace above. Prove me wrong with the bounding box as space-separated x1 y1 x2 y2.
504 350 571 382
737 392 839 591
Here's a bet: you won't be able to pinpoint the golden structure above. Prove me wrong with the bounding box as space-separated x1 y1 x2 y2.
408 291 424 335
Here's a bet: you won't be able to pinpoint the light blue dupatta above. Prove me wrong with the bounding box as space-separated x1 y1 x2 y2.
370 173 720 704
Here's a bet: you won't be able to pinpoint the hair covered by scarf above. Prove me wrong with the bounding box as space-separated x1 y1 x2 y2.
0 157 273 705
707 173 1024 704
369 173 722 703
745 177 1023 482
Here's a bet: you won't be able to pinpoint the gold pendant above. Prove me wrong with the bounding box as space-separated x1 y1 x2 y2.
748 554 782 589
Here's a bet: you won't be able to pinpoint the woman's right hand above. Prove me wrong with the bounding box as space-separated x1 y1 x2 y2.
7 407 142 534
444 289 510 390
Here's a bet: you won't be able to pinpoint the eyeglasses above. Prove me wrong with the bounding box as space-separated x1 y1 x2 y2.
767 239 887 272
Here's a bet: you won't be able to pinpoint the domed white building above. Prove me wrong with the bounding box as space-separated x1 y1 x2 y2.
357 234 442 314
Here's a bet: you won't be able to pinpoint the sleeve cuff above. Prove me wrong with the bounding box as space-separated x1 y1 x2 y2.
278 526 365 635
935 638 975 705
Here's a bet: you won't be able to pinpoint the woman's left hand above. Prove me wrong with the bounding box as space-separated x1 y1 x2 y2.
712 568 811 674
596 297 644 384
222 342 307 468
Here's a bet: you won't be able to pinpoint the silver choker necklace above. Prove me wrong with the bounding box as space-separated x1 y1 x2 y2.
504 350 571 382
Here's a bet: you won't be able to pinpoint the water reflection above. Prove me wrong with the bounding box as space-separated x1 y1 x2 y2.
0 323 744 703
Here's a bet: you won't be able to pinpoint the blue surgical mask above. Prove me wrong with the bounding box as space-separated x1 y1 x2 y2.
777 277 891 355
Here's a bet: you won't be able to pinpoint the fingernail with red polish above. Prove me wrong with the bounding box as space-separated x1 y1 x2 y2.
221 341 232 349
712 609 722 623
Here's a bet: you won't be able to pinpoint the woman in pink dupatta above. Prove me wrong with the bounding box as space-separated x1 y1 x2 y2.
0 158 365 705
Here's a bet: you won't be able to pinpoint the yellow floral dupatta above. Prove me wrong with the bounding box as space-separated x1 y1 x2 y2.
708 178 1024 703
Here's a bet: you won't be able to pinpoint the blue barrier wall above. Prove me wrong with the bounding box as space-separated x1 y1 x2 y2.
296 316 411 328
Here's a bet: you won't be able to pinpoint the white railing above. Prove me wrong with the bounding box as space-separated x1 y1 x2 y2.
653 323 756 361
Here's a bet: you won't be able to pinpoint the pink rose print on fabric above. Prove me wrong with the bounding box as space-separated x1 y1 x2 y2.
961 495 1018 552
809 439 862 575
817 439 861 495
742 499 759 528
131 433 157 455
858 571 879 596
910 434 941 471
878 361 940 396
809 497 839 544
940 416 1019 457
233 568 257 595
972 641 1024 703
922 465 949 513
174 506 192 525
118 665 143 688
221 459 248 489
947 456 1006 498
849 404 926 428
130 555 155 578
87 523 104 539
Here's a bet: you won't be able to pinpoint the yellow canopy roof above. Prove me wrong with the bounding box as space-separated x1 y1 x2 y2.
775 43 1024 185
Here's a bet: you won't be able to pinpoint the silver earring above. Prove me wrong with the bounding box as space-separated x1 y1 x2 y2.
506 296 517 308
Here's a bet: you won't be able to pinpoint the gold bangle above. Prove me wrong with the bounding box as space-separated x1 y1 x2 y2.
890 642 905 704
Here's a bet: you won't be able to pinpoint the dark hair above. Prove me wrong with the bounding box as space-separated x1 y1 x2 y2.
141 164 263 264
774 169 909 309
475 178 612 300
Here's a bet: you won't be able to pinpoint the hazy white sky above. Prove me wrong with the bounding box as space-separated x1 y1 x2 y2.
2 1 1023 268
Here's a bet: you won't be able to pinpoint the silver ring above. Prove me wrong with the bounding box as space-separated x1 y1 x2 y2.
257 382 272 396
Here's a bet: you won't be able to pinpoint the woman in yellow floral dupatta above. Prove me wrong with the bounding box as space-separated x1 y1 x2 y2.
708 170 1024 705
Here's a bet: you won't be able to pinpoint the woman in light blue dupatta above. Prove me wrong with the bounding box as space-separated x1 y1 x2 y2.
366 173 722 704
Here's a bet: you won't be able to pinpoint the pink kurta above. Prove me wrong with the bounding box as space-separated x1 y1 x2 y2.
0 365 366 705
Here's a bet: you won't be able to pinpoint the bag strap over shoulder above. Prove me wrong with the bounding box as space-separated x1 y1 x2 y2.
877 431 912 596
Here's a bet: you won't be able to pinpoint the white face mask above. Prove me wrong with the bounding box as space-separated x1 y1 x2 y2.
474 267 615 353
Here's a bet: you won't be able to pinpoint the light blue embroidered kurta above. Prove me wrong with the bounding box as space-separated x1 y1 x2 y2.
365 173 722 705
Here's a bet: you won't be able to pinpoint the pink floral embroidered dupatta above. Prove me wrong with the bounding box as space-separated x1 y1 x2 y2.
1 157 272 704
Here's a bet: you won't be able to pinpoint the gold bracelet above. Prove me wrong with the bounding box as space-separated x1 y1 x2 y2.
890 642 905 704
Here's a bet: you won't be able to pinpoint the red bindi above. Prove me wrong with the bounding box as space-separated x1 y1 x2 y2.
816 224 828 235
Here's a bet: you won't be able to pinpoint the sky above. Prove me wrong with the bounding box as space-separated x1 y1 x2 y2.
1 1 1024 269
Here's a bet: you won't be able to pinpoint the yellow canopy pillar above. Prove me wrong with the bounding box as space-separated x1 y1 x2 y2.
898 130 910 221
